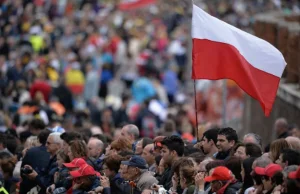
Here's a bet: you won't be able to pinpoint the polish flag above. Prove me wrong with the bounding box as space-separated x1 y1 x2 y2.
118 0 156 10
192 4 286 116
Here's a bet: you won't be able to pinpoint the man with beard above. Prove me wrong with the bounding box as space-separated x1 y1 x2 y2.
200 128 219 157
215 127 238 160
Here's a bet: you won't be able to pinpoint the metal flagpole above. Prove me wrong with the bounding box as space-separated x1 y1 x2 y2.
222 80 227 126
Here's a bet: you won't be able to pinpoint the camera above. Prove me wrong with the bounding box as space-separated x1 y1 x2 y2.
21 167 33 175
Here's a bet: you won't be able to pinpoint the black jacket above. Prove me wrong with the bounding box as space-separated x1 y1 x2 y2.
20 145 50 194
224 181 242 194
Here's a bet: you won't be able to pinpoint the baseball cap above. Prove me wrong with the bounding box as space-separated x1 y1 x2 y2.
121 155 148 169
204 166 232 182
254 164 282 177
288 167 300 179
69 164 96 178
63 158 87 168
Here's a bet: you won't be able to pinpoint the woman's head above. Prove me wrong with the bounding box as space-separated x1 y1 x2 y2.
25 136 40 148
270 139 290 162
57 149 70 168
172 157 196 177
241 157 256 193
225 156 242 182
110 137 132 154
103 154 124 178
179 165 196 189
245 143 262 158
233 143 246 160
68 140 88 160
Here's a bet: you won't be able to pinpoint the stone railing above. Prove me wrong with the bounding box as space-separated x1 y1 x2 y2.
254 12 300 85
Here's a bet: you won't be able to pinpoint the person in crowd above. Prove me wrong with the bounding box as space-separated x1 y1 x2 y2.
204 166 242 194
87 138 104 160
244 143 262 158
24 132 63 193
60 131 82 156
232 143 247 160
275 149 300 169
269 139 290 163
110 137 133 155
135 137 153 155
243 133 262 148
121 124 140 152
141 144 156 173
121 155 158 192
20 129 51 194
254 164 283 194
215 127 238 160
200 128 219 157
225 156 243 182
286 167 300 193
290 125 300 138
70 164 100 193
285 136 300 150
179 165 196 194
159 135 184 190
240 157 256 194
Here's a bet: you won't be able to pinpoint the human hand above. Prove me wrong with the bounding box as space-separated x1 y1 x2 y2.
195 172 205 188
46 184 55 194
100 176 110 188
23 165 38 180
171 175 178 191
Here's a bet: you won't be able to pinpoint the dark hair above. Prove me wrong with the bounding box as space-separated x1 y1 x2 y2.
161 135 184 157
281 149 300 166
29 118 45 131
240 157 256 194
142 137 153 148
245 143 262 158
218 127 238 143
286 178 300 194
118 150 134 158
57 150 70 163
155 155 162 166
6 134 18 154
271 171 283 186
203 128 220 145
103 154 124 174
184 145 202 156
60 132 82 145
231 142 245 156
38 129 51 145
0 133 7 148
225 156 242 182
206 160 225 172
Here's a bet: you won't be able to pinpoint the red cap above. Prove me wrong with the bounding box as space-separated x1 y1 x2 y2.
204 166 232 182
63 158 87 168
70 164 96 178
254 164 282 177
288 167 300 179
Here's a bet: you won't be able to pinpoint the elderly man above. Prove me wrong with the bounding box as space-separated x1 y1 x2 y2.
121 155 158 192
243 133 262 147
141 144 156 172
121 124 140 152
87 138 104 159
24 132 63 194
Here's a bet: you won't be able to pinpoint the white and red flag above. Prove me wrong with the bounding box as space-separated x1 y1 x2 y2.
118 0 156 10
192 4 286 116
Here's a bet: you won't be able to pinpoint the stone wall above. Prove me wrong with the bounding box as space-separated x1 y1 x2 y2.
242 12 300 146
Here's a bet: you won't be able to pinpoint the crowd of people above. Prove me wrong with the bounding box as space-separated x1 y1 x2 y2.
0 0 300 194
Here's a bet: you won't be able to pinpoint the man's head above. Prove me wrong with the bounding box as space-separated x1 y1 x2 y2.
285 136 300 150
141 144 155 166
60 132 82 155
161 136 184 166
38 129 51 145
276 149 300 168
290 125 300 138
29 119 45 135
46 132 63 156
121 124 139 142
204 166 233 193
87 138 104 159
201 128 219 155
0 133 7 151
70 164 97 190
216 128 238 152
243 133 262 148
121 155 148 180
274 118 288 137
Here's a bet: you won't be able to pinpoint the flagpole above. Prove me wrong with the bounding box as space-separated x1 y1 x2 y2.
194 80 199 141
222 80 227 126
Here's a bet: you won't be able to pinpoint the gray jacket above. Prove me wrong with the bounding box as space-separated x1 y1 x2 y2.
136 171 158 191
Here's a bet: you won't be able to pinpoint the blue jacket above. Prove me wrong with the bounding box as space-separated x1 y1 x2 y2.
73 176 100 194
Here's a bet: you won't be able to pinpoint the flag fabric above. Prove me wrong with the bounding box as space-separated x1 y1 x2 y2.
118 0 156 10
192 4 286 116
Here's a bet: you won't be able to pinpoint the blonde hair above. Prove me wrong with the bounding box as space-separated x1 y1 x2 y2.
270 139 290 162
26 136 40 148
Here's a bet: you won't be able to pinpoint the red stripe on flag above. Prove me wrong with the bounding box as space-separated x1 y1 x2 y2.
192 39 280 116
119 0 156 10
